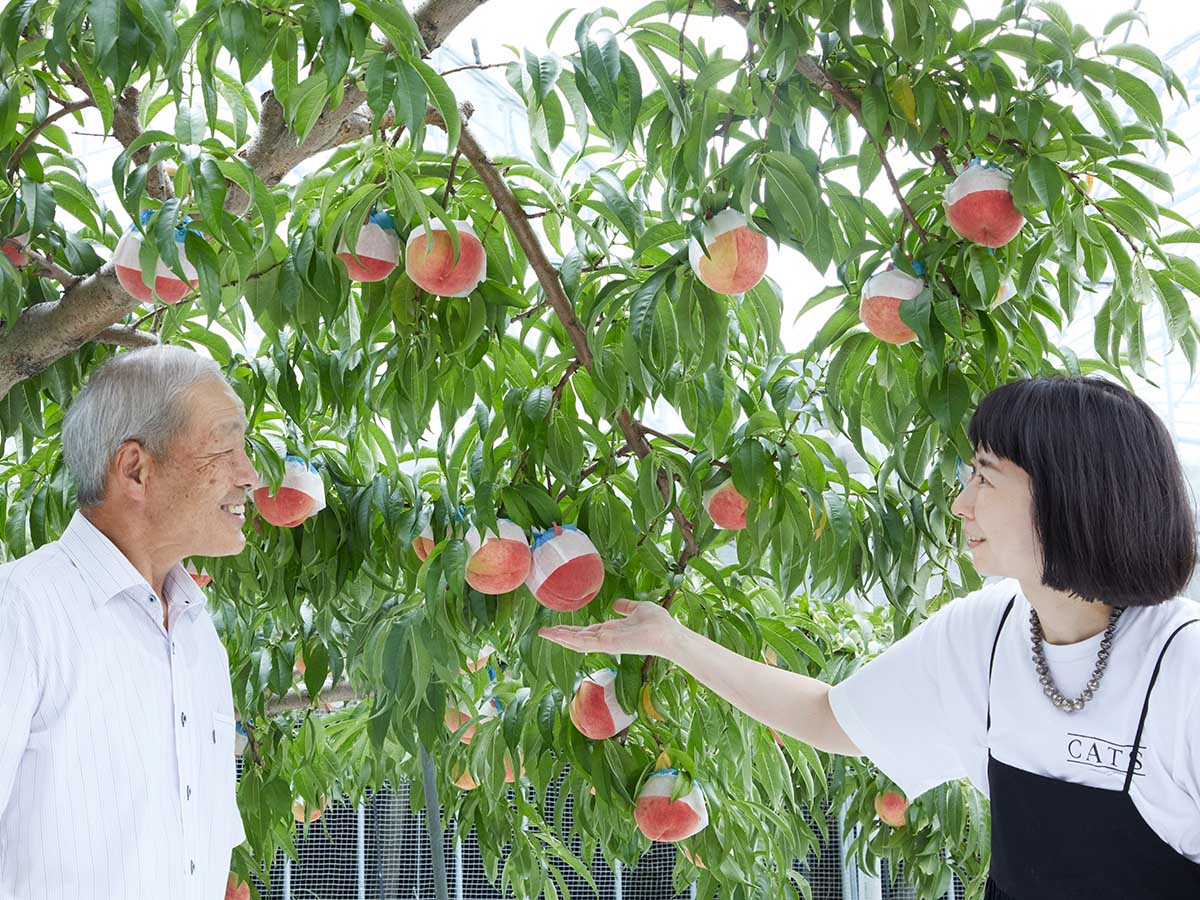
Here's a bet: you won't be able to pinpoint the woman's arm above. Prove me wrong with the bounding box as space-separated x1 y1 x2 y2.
538 598 862 756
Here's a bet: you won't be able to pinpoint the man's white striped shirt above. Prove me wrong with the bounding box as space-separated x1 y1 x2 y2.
0 510 243 899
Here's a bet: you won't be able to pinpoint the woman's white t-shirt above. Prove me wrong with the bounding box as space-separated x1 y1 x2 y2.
827 578 1200 862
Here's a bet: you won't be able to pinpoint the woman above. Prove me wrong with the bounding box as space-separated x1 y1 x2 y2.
539 376 1200 899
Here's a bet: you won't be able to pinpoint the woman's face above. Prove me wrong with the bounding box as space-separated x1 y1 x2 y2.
951 449 1043 582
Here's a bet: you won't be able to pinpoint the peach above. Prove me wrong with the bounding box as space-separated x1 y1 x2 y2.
185 560 211 588
526 524 604 611
446 690 509 744
569 668 637 739
634 768 710 842
113 211 199 304
336 211 399 282
405 219 487 297
503 754 522 783
225 874 251 900
874 790 908 828
688 209 769 295
444 703 478 744
462 644 495 674
2 233 28 268
253 456 325 528
292 794 326 824
450 757 519 787
413 524 435 561
464 519 531 594
703 480 748 530
943 160 1024 248
859 267 924 345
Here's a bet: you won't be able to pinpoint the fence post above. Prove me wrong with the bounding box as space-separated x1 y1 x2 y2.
419 744 451 900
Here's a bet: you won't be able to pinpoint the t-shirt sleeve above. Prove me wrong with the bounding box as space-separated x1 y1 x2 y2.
0 578 39 819
828 581 1012 800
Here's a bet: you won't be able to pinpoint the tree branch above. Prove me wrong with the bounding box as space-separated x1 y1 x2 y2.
0 0 493 403
7 99 93 179
27 251 79 288
228 0 491 214
263 680 359 715
436 111 700 565
111 87 173 201
92 325 159 349
640 424 732 470
0 265 141 398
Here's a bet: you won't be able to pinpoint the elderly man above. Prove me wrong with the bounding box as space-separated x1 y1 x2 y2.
0 346 257 899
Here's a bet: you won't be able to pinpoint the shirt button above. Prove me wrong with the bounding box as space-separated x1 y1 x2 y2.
189 859 195 874
186 785 192 800
180 712 187 727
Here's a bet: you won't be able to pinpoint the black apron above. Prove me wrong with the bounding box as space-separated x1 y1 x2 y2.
982 596 1200 899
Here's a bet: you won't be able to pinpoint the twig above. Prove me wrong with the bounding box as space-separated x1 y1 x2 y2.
930 143 957 178
7 99 93 179
439 61 510 76
242 719 265 768
877 141 930 244
265 680 359 714
92 325 159 349
549 360 581 413
27 252 79 288
640 424 732 470
678 0 696 98
441 147 462 207
513 301 548 321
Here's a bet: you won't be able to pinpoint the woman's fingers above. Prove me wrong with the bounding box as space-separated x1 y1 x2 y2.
538 621 624 651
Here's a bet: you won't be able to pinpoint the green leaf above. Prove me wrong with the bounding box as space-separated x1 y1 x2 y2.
856 0 886 37
930 371 971 435
1150 270 1191 343
1112 69 1162 128
175 104 206 144
762 152 818 244
413 59 460 150
1027 156 1063 211
1107 158 1174 195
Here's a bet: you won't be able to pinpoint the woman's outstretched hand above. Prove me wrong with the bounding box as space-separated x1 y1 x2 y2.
537 597 681 658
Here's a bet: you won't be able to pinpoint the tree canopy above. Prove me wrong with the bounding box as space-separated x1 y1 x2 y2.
0 0 1194 897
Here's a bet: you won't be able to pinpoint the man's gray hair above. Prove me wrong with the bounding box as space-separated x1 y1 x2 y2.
62 346 228 508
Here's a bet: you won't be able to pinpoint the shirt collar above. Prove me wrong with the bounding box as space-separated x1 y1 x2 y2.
58 510 206 614
58 510 151 607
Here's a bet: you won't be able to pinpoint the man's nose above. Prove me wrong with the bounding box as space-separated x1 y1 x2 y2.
235 447 258 489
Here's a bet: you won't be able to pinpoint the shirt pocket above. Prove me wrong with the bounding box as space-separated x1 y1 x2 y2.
209 711 243 845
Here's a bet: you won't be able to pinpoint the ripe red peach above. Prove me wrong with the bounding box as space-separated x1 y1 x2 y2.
688 209 769 295
405 219 487 297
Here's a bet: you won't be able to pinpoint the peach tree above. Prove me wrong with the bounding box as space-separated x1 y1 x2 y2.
0 0 1193 897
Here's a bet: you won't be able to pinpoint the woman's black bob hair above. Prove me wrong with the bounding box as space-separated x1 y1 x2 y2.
968 375 1197 607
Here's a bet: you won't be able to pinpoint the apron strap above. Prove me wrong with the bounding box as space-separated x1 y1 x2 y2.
1123 618 1200 793
986 595 1018 732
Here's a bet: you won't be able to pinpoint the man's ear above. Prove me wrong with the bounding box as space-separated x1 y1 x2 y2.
108 439 154 501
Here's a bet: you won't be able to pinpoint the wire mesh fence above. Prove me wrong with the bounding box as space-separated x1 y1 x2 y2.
236 754 957 900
